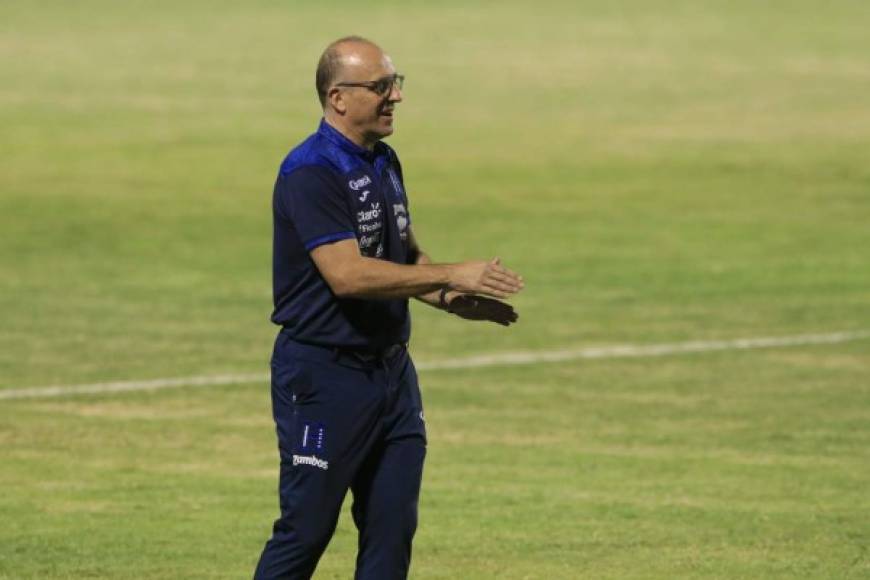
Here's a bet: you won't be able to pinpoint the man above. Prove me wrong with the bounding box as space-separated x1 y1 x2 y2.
254 36 524 580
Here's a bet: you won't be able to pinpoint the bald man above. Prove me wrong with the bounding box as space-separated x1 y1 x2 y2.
254 36 523 579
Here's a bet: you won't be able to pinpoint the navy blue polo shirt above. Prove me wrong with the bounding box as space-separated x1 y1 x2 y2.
271 119 413 348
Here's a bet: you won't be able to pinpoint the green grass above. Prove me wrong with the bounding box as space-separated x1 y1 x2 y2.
1 0 869 577
2 346 868 578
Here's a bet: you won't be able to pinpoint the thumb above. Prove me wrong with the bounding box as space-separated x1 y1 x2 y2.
491 257 501 266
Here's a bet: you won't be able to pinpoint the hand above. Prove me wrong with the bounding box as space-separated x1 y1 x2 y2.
447 258 524 299
447 294 519 326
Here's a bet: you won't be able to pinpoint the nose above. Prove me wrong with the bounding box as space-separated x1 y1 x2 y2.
388 82 403 103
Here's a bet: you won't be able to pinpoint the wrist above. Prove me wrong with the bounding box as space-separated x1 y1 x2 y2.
439 287 452 311
441 263 457 289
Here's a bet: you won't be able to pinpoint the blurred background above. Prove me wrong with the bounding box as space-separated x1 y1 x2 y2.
1 1 868 578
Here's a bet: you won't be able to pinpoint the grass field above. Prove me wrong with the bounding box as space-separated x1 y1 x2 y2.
2 0 869 578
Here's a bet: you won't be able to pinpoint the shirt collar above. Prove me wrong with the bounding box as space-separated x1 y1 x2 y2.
317 118 383 161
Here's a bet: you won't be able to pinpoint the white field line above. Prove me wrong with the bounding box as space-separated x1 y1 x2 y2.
1 330 868 401
415 330 870 370
0 373 269 401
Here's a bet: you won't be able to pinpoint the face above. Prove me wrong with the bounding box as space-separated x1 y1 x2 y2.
329 44 403 145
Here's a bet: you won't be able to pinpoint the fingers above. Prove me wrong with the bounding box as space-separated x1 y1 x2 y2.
488 309 518 326
456 295 519 326
491 263 523 288
480 280 522 298
478 261 523 298
483 302 519 325
490 307 519 325
488 267 521 285
448 259 524 298
485 272 522 294
478 285 513 299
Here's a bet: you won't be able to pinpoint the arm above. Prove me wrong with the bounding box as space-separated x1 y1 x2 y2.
285 167 522 301
407 227 462 310
309 237 523 300
407 227 520 326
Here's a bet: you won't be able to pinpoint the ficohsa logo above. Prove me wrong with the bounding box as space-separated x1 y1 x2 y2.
348 175 372 191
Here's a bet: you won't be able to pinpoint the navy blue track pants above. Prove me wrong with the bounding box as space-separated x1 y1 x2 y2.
254 332 427 580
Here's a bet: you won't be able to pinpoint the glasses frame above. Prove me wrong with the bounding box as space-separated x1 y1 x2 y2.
334 74 404 96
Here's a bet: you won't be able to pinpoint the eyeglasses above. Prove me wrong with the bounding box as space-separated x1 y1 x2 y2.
335 74 404 96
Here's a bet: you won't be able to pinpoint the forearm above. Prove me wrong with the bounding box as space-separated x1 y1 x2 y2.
311 238 523 301
411 249 460 309
334 256 452 299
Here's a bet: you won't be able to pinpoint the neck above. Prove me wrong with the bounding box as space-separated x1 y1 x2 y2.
323 113 376 151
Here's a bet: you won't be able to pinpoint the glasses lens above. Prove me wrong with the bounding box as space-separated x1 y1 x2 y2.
375 74 404 95
376 78 392 95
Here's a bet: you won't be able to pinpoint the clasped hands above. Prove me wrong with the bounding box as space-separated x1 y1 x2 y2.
446 257 523 326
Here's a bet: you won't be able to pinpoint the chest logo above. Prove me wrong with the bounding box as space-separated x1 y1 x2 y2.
357 202 381 222
358 190 370 203
348 175 372 191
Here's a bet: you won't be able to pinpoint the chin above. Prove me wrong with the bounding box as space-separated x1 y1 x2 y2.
363 121 394 144
373 126 395 140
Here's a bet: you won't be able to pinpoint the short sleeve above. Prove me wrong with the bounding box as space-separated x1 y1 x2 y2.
276 165 356 251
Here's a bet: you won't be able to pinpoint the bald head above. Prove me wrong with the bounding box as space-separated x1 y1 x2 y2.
315 36 402 149
315 36 383 108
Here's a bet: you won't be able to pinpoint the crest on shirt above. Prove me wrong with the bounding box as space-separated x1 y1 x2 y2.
392 202 409 241
386 168 405 197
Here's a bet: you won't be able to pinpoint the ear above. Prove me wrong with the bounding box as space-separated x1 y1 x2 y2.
327 87 347 115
